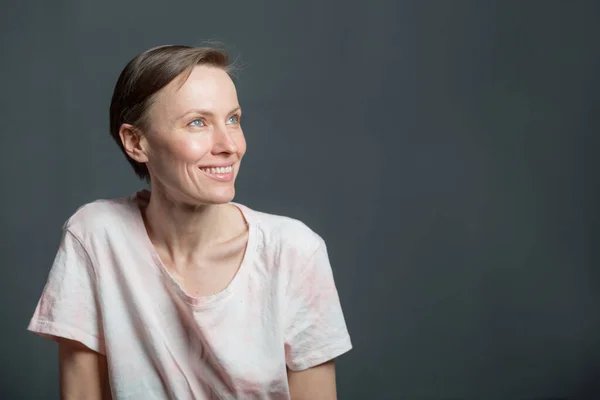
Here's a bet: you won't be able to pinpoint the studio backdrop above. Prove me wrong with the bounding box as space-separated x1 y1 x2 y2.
1 1 599 399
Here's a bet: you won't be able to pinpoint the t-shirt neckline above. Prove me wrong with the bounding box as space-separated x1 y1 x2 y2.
127 190 256 310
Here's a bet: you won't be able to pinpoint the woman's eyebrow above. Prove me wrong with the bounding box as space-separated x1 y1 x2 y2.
175 106 242 121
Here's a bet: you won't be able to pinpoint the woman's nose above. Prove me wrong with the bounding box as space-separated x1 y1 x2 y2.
212 125 237 154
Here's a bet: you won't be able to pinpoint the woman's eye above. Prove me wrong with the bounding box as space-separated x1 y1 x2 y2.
227 115 240 125
189 119 205 127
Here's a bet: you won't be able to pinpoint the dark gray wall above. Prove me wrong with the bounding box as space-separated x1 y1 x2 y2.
2 1 599 399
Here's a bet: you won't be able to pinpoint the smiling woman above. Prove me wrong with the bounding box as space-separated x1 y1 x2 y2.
27 44 352 400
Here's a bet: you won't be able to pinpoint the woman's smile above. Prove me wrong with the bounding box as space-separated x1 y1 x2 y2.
198 164 235 182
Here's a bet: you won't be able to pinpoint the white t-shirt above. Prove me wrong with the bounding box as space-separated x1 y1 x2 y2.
28 191 352 399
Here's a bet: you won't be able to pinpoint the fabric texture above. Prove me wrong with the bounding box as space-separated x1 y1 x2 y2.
28 191 352 399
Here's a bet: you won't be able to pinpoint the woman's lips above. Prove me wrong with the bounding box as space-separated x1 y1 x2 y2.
198 165 234 182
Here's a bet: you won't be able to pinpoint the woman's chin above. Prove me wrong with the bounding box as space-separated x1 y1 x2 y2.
196 188 236 205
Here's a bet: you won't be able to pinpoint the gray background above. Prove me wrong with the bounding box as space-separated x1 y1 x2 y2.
1 0 599 399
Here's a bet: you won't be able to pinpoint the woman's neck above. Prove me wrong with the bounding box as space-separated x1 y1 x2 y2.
141 187 243 265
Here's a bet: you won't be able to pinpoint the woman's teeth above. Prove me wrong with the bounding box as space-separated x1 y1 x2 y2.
200 166 233 174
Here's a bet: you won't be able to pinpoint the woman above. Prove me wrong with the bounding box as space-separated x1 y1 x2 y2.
27 45 352 399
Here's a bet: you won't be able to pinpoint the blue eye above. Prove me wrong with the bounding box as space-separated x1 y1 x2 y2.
189 119 205 127
227 115 240 124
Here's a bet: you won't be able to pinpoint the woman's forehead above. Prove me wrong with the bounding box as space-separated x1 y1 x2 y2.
154 65 238 114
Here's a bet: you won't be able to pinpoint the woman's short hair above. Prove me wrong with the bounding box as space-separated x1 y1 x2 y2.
109 45 231 181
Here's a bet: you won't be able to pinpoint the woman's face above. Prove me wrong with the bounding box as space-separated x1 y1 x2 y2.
140 65 246 205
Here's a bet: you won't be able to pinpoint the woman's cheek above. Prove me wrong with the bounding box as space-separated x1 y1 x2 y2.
235 132 247 157
172 135 211 162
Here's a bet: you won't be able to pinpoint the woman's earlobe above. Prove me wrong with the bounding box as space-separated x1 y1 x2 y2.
119 124 149 163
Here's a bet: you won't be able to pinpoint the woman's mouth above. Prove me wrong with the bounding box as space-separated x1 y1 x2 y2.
198 165 234 182
199 165 233 174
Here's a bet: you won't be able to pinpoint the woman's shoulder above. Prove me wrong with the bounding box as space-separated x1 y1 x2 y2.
236 202 325 256
62 192 138 238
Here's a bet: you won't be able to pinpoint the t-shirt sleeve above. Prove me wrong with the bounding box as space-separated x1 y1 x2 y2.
27 228 105 354
284 238 352 371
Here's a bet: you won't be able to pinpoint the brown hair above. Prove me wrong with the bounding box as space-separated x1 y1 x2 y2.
109 45 231 181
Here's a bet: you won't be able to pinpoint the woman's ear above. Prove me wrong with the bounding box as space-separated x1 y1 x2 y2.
119 123 149 163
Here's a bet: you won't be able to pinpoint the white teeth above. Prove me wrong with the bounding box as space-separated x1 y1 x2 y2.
201 166 232 174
